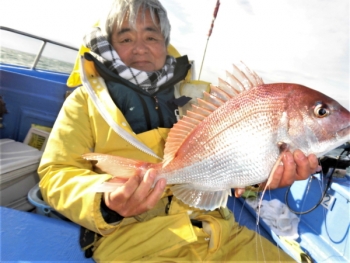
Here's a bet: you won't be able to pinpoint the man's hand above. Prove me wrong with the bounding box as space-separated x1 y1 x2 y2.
235 150 320 197
104 169 167 217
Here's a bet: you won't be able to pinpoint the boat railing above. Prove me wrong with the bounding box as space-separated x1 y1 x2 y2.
0 26 78 73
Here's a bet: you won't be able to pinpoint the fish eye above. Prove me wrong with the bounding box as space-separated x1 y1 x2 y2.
314 104 330 118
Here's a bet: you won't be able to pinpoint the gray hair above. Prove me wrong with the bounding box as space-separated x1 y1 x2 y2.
105 0 171 46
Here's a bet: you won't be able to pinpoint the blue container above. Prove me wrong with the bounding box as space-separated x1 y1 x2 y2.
28 183 68 221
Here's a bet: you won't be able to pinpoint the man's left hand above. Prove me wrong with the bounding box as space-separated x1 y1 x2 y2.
235 149 320 197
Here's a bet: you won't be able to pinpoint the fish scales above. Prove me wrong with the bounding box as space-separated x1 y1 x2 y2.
83 64 350 210
159 84 285 189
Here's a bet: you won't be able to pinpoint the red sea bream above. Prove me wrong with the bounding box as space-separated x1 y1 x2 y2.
83 64 350 211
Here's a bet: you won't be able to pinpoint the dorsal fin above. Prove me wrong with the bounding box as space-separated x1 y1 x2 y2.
186 110 206 121
204 91 226 106
226 70 246 91
191 104 212 117
210 85 232 101
230 64 253 90
237 61 264 86
197 98 219 111
218 78 240 96
162 62 264 167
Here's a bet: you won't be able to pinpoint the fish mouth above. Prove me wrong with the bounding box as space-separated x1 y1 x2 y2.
336 125 350 141
316 126 350 158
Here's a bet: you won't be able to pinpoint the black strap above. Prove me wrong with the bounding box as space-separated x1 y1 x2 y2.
165 195 173 214
79 227 101 258
100 197 124 224
79 198 124 258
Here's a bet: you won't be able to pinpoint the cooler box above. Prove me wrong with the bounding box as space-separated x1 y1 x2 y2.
0 138 43 210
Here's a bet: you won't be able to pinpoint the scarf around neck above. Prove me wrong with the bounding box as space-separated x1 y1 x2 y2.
83 27 176 94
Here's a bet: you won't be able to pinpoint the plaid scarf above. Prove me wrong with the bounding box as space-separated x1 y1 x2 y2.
83 27 176 94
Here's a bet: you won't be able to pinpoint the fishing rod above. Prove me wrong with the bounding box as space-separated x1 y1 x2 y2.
198 0 220 80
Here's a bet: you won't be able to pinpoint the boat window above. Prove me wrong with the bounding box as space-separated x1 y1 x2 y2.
36 43 76 74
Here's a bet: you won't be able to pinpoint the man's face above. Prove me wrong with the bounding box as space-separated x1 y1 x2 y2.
111 9 167 72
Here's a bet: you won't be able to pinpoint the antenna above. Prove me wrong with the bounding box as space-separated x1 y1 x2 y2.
198 0 221 80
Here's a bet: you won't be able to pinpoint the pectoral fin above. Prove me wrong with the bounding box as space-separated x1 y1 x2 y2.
257 142 290 223
266 142 290 185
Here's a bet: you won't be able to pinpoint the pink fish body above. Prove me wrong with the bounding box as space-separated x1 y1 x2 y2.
84 64 350 210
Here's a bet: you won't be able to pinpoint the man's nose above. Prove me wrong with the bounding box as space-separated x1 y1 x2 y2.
133 39 148 54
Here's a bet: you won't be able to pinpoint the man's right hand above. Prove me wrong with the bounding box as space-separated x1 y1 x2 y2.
103 169 167 217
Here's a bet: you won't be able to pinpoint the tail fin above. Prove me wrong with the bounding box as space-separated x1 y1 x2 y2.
82 153 151 192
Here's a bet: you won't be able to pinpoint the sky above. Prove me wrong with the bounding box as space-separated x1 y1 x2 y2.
0 0 349 109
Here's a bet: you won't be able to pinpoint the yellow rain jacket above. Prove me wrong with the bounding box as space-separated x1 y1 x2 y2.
38 46 294 262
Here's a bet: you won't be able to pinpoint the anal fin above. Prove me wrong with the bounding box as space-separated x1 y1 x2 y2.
171 184 231 211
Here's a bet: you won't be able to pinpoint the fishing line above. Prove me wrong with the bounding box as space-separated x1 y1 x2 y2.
285 148 349 215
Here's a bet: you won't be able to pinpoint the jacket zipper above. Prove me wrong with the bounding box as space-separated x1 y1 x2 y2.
153 96 164 127
138 95 164 131
153 96 159 109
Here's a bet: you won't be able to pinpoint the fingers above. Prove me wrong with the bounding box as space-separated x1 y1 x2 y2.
133 169 166 211
234 188 245 198
308 154 320 174
264 163 285 189
144 173 167 210
256 150 319 192
117 174 142 200
294 150 317 180
260 152 296 190
104 175 141 214
104 169 166 217
279 151 297 186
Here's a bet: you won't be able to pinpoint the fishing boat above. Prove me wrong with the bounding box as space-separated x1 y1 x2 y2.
0 26 349 263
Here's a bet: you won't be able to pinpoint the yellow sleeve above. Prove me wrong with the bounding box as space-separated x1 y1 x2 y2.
38 86 116 235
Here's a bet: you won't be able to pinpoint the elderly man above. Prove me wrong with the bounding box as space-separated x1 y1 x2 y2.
38 0 318 261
